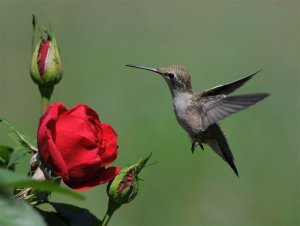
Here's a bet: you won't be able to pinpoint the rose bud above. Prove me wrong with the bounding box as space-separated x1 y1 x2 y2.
107 153 152 205
30 14 62 88
102 153 152 225
37 103 120 190
30 34 63 86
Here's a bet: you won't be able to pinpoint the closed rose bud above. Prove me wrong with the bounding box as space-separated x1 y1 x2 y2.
107 167 139 205
30 34 63 86
102 153 152 225
107 153 152 205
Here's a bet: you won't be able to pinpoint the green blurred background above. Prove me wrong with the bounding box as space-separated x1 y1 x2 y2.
1 1 299 226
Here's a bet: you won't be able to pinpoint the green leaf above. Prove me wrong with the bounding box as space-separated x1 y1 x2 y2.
0 168 84 200
0 145 14 169
8 132 37 149
8 146 31 168
36 209 68 226
0 194 46 226
0 118 37 153
50 202 101 226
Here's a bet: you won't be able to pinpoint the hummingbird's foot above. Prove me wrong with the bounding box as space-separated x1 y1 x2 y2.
199 142 204 150
191 141 197 153
191 140 204 153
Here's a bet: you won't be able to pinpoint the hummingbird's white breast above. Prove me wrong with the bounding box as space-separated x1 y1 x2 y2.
173 92 192 111
172 92 201 135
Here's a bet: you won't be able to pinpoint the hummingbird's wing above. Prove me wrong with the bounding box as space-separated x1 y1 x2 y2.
197 93 269 131
200 70 261 97
205 124 238 176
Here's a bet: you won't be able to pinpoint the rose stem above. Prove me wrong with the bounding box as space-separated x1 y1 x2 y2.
39 85 54 115
101 199 121 226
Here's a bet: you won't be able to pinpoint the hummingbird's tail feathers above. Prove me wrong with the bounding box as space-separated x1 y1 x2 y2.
206 124 239 177
201 70 262 97
200 93 269 131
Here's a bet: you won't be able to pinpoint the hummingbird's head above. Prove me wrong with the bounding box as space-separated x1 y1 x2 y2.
126 64 192 94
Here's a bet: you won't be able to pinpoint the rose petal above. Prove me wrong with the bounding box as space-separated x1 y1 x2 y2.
37 103 120 190
54 115 103 170
38 103 69 179
64 104 99 122
98 124 118 167
37 40 51 78
65 167 121 190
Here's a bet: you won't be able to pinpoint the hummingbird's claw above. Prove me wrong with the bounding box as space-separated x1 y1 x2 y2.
199 142 204 150
191 140 204 153
191 141 196 154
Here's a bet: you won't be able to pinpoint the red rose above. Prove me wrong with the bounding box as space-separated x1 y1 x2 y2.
37 103 120 190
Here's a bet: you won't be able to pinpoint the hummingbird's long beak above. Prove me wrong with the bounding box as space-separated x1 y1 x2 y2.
126 64 160 74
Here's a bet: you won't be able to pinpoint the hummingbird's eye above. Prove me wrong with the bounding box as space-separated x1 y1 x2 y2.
166 73 174 79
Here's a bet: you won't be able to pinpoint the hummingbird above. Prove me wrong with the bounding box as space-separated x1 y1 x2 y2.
126 64 269 176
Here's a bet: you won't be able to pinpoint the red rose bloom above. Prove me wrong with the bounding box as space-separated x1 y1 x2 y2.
37 103 120 190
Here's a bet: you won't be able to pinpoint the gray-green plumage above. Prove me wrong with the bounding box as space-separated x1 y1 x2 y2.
126 64 269 176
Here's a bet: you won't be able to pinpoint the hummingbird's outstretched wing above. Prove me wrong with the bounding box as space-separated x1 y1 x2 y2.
197 93 269 131
205 124 238 176
200 70 261 97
